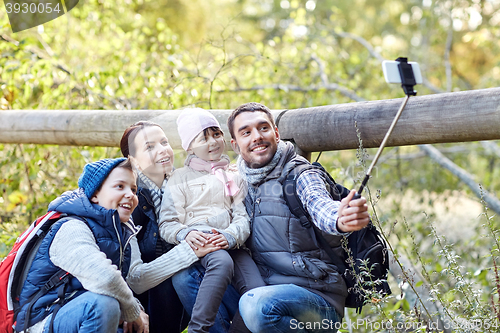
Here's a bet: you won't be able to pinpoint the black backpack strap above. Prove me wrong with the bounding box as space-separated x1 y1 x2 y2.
283 162 351 268
48 273 71 333
21 215 87 332
283 161 350 228
283 163 315 228
23 269 71 332
283 161 388 313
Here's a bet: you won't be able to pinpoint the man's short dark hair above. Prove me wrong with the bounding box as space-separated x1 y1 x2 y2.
227 102 276 139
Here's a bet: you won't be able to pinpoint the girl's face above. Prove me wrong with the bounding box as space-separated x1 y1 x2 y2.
132 126 174 180
91 167 139 223
188 128 225 162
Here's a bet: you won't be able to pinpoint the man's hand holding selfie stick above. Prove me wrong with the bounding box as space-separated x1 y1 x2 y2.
339 57 422 232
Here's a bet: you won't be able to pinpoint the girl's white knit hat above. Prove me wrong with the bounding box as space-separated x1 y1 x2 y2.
177 108 221 151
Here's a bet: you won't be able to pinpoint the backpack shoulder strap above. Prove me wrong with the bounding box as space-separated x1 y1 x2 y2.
283 161 350 228
283 163 315 228
13 215 87 298
282 161 349 271
16 215 88 331
22 269 70 332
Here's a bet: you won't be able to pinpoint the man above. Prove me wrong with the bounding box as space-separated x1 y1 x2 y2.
227 102 370 332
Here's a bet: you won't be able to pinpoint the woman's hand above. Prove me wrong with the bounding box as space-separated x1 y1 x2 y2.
185 230 210 250
122 310 149 333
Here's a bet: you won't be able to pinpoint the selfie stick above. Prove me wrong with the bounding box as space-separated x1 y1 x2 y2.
354 57 417 199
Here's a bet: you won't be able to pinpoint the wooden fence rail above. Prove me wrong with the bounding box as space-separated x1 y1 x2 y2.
1 87 500 150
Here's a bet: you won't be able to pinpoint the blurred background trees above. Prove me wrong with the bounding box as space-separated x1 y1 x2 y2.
2 0 500 330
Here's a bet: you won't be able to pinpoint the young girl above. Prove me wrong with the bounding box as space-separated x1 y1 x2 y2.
159 108 263 333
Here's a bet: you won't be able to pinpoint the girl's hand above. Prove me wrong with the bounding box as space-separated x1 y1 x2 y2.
185 230 210 250
194 242 221 257
209 229 229 249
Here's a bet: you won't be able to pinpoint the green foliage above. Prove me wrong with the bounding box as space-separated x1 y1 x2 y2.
2 0 500 330
313 146 500 331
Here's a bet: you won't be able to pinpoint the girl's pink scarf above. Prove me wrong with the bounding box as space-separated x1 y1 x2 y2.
188 156 239 196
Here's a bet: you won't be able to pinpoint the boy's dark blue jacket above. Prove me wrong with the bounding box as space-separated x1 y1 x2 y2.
15 189 134 331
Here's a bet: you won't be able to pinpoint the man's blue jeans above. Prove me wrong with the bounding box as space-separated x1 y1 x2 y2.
43 292 121 333
239 284 342 333
172 262 240 333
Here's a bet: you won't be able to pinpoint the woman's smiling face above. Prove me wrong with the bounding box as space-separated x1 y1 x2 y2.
132 125 174 181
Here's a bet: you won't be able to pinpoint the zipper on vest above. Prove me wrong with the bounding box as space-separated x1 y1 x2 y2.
255 198 261 214
112 215 124 271
123 224 140 255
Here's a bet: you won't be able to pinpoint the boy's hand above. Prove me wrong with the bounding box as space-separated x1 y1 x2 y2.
122 310 149 333
209 229 229 249
337 190 370 232
185 230 210 250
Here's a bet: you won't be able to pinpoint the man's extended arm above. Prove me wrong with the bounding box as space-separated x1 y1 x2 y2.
296 170 369 234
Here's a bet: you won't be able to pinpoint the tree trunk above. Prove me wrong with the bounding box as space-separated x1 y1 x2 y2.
419 144 500 215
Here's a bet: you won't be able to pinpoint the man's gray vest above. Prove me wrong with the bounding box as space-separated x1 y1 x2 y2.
244 146 348 314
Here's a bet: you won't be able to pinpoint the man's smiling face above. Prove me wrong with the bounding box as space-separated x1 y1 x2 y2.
230 111 280 169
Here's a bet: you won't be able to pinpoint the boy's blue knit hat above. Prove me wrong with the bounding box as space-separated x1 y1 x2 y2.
78 158 126 199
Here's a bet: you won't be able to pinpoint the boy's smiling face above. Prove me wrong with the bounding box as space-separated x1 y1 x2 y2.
91 167 138 223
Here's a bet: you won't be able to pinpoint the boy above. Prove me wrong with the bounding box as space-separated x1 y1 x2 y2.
15 158 146 333
16 158 200 333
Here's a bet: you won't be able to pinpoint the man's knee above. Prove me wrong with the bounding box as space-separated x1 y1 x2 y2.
239 287 273 332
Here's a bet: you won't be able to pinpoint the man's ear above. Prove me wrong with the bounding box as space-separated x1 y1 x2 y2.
90 195 99 204
230 139 240 154
274 126 280 142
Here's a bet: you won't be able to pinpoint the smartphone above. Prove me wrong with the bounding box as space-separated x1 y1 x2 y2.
382 60 422 85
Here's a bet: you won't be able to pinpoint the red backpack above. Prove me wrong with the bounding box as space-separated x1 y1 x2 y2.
0 211 67 333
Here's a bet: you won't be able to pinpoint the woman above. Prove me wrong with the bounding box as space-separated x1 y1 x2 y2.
120 121 189 332
120 121 239 333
